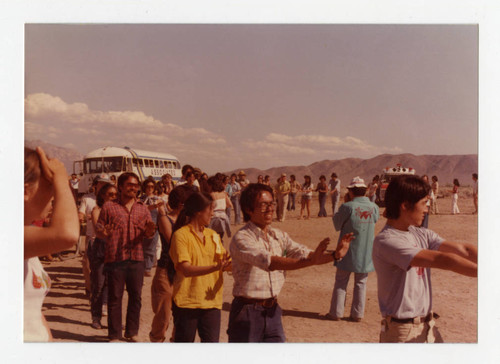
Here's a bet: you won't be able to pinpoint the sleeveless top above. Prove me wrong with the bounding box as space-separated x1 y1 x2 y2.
24 257 51 342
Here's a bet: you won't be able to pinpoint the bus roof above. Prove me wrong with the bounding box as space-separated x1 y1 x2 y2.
84 146 179 161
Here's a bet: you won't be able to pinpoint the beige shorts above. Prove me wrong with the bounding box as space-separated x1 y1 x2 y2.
379 315 444 343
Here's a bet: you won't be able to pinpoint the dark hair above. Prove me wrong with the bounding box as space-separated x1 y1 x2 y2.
472 173 478 179
181 164 194 175
373 175 380 182
385 176 431 219
185 171 195 180
290 174 296 180
96 183 116 207
117 172 140 190
25 147 41 185
319 175 326 181
240 183 274 222
349 187 367 197
173 192 213 233
453 179 460 187
303 175 312 188
331 172 337 178
168 185 194 210
432 175 438 182
207 176 224 192
231 173 237 179
142 176 156 193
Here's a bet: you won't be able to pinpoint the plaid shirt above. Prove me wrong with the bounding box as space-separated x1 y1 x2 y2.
97 198 153 264
229 221 312 299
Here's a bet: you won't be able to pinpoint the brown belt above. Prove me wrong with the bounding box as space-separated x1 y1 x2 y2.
235 296 278 308
388 312 439 324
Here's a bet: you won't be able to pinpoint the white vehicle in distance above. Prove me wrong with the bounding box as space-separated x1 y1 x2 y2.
377 164 416 207
73 146 182 194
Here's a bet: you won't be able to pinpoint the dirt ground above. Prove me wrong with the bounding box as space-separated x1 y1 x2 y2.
40 190 478 343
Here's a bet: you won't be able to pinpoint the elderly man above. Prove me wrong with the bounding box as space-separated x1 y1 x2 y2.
326 177 379 322
372 175 477 343
227 183 354 342
275 173 291 222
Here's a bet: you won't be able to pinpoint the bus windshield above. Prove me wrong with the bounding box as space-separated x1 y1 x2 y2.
84 157 124 174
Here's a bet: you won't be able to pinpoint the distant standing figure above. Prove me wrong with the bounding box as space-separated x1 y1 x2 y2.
451 179 460 215
287 174 301 211
263 175 271 186
328 173 341 216
69 173 80 201
327 177 379 322
275 173 291 222
316 175 328 217
110 174 117 186
420 175 431 228
472 173 478 214
238 170 250 190
300 175 314 220
229 173 242 224
430 176 439 214
366 175 379 203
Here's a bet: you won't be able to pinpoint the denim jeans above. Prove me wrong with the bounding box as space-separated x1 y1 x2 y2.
172 302 221 342
231 197 241 224
329 268 368 319
318 193 327 217
287 193 297 211
143 231 159 271
105 260 145 340
227 297 286 342
89 238 108 321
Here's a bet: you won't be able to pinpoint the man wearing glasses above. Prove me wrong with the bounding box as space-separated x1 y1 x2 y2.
96 172 157 342
227 183 354 342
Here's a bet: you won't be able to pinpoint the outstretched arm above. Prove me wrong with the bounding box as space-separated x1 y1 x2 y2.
410 249 477 277
438 241 477 263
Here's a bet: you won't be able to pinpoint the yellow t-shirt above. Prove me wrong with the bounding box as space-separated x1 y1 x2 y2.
170 224 226 309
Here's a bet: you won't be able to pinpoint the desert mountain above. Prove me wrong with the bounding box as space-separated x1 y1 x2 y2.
25 140 84 174
25 140 477 186
227 153 478 186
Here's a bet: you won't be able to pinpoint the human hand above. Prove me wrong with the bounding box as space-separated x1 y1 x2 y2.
335 232 355 259
311 238 331 265
145 221 156 237
36 146 68 184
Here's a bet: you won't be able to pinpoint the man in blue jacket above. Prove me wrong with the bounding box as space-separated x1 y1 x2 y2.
325 176 379 322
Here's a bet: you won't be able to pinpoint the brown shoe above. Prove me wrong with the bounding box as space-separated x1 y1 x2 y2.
125 335 139 342
324 313 340 321
348 316 362 322
144 270 152 277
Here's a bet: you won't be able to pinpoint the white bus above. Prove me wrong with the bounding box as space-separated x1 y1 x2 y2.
73 146 182 194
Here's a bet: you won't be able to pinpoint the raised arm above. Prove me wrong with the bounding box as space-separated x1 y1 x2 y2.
24 148 79 259
410 249 477 277
438 241 477 263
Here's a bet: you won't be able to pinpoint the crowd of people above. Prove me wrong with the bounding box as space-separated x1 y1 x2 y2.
24 147 478 343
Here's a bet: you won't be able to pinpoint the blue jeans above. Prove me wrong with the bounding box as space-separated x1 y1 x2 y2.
143 231 159 271
172 302 221 342
89 238 108 321
329 268 368 319
287 193 297 211
231 197 241 224
227 297 286 342
318 193 327 217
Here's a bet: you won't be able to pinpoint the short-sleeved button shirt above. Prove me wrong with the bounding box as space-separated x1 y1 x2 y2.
97 199 153 264
170 225 226 309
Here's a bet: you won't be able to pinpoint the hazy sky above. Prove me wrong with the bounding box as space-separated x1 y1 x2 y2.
25 24 477 173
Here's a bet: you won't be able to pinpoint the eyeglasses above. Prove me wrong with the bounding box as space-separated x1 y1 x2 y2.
257 201 277 212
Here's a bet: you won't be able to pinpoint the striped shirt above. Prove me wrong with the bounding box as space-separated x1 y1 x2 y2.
97 199 153 263
229 222 312 299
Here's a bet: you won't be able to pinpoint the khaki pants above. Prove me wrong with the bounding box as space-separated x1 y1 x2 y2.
379 316 444 343
149 267 174 342
277 194 289 222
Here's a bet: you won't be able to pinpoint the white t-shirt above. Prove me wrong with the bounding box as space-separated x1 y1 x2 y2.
372 225 444 319
24 257 51 342
78 193 96 238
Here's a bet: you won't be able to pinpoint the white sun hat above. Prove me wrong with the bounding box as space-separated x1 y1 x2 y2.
347 176 367 189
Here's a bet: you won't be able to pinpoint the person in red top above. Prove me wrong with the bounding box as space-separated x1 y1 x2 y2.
96 172 156 342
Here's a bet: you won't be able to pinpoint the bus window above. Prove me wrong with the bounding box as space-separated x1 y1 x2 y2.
158 160 164 168
154 160 159 168
84 157 124 174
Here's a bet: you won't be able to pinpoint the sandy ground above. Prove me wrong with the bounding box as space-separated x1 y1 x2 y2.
40 191 477 343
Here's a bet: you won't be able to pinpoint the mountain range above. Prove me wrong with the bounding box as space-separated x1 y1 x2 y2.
25 140 477 186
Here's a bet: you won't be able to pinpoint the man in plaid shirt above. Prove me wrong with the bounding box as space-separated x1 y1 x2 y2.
97 172 156 342
227 183 354 342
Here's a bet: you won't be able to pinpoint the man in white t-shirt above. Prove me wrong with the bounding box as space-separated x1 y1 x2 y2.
372 175 477 343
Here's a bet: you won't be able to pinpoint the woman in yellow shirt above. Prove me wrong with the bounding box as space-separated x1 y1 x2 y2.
170 192 231 342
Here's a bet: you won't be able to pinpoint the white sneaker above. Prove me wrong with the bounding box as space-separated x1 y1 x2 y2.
102 304 107 316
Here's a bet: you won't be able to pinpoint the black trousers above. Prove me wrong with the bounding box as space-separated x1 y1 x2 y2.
172 302 221 342
105 260 144 340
